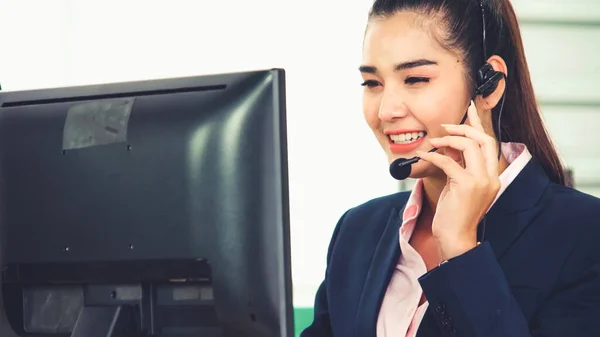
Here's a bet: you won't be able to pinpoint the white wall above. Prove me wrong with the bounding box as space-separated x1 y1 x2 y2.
514 0 600 197
511 0 600 22
0 0 599 308
0 0 393 307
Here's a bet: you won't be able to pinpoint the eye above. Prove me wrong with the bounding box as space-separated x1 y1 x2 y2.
405 77 430 85
360 80 381 88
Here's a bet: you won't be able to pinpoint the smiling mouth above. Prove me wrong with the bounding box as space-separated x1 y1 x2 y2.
388 131 427 144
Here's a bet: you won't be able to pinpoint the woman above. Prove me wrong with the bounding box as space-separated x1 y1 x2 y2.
301 0 600 336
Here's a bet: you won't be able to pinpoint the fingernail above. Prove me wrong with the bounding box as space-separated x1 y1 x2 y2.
429 137 439 142
441 124 454 128
416 150 425 156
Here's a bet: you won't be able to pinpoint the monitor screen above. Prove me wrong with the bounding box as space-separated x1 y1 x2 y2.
0 68 293 337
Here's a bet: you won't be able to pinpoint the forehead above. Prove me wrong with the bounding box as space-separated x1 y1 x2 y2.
362 11 452 68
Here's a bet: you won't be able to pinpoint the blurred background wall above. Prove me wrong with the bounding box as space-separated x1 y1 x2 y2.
0 0 599 335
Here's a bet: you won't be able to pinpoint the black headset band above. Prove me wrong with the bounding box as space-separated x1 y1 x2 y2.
479 1 487 62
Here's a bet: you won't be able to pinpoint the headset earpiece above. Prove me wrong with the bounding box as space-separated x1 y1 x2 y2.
475 63 504 97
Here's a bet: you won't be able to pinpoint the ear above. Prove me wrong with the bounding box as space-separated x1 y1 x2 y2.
476 55 508 111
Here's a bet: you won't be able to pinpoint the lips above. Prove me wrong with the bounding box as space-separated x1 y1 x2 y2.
385 129 428 154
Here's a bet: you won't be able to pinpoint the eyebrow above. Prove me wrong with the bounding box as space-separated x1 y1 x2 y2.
359 59 438 74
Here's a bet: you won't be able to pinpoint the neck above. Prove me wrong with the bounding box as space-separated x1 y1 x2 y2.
421 142 510 221
421 176 445 220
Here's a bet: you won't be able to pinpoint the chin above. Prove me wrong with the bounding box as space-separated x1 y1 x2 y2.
387 152 414 165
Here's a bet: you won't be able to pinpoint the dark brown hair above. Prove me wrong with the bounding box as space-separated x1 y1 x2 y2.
368 0 566 185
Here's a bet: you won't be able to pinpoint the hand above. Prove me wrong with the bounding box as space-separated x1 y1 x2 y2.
416 100 501 260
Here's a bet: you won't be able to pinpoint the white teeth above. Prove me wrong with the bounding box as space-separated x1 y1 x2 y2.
390 131 426 144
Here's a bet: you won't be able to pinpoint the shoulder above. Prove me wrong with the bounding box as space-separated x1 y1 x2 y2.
539 184 600 271
337 191 411 236
533 182 600 245
542 183 600 225
533 184 600 300
325 191 410 257
344 191 410 222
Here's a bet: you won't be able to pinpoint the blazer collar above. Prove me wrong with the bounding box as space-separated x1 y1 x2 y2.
490 158 550 214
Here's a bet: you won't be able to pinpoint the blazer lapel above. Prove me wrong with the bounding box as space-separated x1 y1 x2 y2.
483 159 550 259
354 206 404 337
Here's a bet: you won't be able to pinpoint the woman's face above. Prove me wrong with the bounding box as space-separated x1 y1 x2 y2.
361 11 471 178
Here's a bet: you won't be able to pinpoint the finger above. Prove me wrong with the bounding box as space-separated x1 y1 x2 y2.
429 136 486 177
440 124 499 177
441 146 464 167
416 150 469 181
467 100 485 132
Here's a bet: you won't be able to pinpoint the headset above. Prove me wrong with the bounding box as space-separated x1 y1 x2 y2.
388 1 508 243
389 0 507 181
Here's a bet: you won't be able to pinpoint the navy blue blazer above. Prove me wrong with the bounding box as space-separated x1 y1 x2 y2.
300 159 600 337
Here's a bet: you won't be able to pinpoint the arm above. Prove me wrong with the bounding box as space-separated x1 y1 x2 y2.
300 281 332 337
418 240 600 337
300 210 349 337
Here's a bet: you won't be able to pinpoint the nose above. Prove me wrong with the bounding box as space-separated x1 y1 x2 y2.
378 88 408 122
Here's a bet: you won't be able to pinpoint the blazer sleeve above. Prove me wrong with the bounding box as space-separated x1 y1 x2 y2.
418 239 600 337
300 210 350 337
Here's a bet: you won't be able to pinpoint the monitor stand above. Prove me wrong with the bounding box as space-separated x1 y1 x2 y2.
70 305 139 337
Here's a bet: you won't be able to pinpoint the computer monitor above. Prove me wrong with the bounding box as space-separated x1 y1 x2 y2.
0 68 293 337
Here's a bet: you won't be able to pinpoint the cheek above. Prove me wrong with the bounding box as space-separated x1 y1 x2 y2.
411 84 467 135
414 98 449 135
362 94 381 131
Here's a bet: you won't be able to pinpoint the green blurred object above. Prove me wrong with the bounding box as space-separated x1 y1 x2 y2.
294 307 314 337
